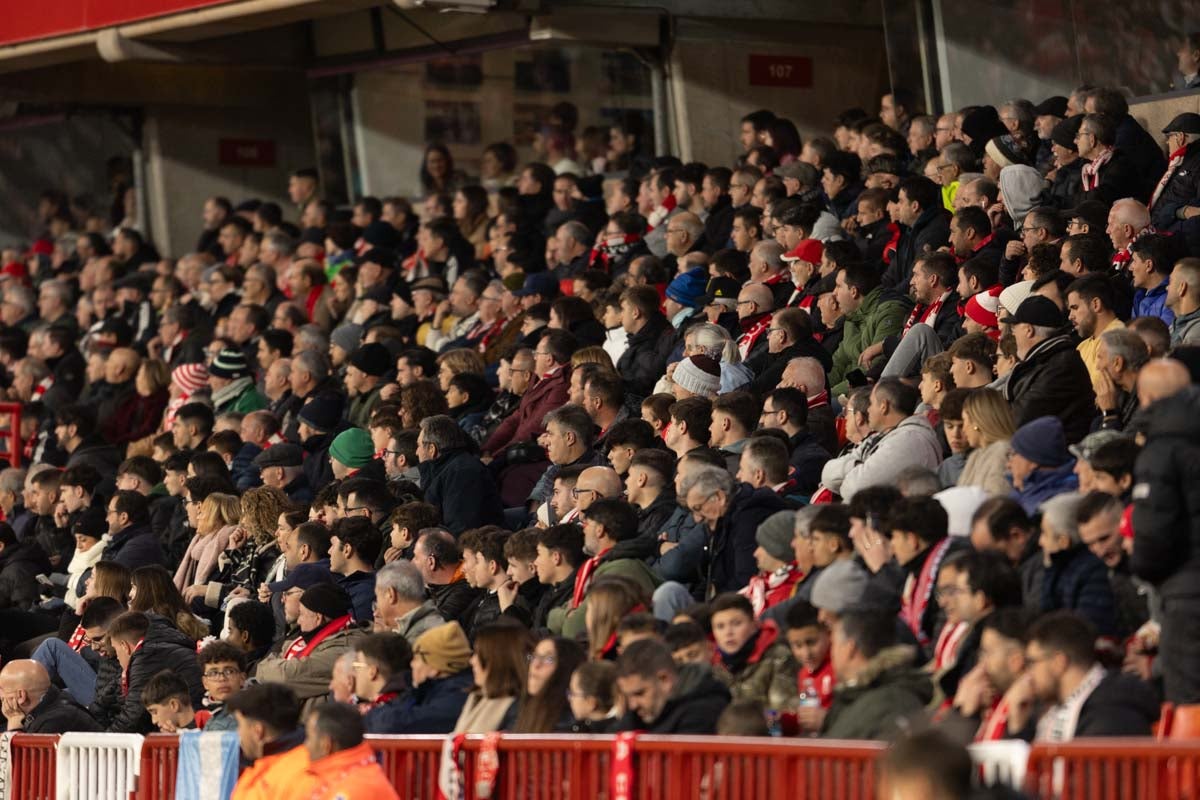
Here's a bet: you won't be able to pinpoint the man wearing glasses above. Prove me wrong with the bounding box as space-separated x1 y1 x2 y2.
1076 114 1140 208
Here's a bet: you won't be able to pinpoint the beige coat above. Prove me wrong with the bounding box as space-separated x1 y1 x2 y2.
256 625 369 716
958 439 1012 497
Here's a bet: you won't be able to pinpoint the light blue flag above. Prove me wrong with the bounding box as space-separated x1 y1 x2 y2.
174 731 240 800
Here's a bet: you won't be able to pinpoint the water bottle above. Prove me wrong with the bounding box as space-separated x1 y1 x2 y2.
798 676 820 708
766 709 782 737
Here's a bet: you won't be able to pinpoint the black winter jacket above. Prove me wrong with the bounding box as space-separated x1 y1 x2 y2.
109 615 204 733
21 685 101 733
615 664 731 734
616 313 675 399
0 538 51 611
1151 140 1200 231
1131 388 1200 599
1004 334 1095 444
883 207 950 290
708 484 792 595
102 522 167 571
418 447 505 534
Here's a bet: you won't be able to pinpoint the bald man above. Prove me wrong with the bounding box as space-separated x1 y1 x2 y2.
736 283 775 364
0 660 100 732
574 467 623 515
1136 359 1192 408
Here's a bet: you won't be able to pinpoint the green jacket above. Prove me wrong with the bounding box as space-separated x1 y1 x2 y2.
561 557 662 638
724 621 799 712
820 645 933 740
214 380 269 415
830 286 911 395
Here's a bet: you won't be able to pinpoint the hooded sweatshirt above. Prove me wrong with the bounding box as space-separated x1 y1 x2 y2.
999 165 1048 229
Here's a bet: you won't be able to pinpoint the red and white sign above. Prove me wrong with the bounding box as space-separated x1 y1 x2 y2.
748 54 813 88
218 138 276 167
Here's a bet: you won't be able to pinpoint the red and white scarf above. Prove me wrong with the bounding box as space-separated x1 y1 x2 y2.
807 391 830 410
1080 148 1114 192
32 375 53 401
976 696 1011 742
590 233 642 272
737 315 771 360
933 620 970 671
1151 145 1190 209
284 614 353 660
902 290 951 335
647 195 677 231
900 538 953 649
571 547 612 608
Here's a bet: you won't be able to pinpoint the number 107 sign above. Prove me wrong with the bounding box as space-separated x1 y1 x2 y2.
748 55 813 88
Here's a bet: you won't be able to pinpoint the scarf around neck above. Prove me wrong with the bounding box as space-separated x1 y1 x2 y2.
212 376 253 408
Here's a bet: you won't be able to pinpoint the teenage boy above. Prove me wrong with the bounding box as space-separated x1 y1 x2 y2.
709 593 798 713
143 670 201 732
785 600 834 733
198 641 248 731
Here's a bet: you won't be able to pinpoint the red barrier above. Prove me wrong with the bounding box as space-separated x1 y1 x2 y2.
137 734 181 800
369 735 445 799
9 733 58 800
1025 739 1200 800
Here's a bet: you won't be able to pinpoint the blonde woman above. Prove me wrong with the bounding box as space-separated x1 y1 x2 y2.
570 346 615 372
175 489 240 596
436 348 486 391
958 389 1018 497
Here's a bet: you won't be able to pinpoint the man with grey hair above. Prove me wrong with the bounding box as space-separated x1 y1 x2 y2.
0 467 27 539
664 212 704 261
1096 328 1150 431
374 560 444 644
417 415 503 534
1038 492 1117 635
294 324 328 356
553 221 592 278
282 349 332 441
0 284 35 331
260 231 295 272
9 358 50 404
37 280 75 331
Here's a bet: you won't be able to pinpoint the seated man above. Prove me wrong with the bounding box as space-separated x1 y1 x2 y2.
356 634 413 733
1004 611 1157 741
1038 493 1116 637
367 622 473 735
106 611 204 733
614 638 731 734
0 659 100 733
256 583 368 714
821 610 933 740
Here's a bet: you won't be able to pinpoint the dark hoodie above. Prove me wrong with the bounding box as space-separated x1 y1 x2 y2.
615 663 731 734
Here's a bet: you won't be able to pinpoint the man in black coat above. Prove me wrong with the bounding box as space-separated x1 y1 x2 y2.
416 416 504 535
1131 384 1200 703
1003 297 1095 444
414 529 481 625
883 176 949 291
0 660 101 733
1004 611 1157 740
1076 114 1143 207
106 612 204 733
616 286 675 400
1150 113 1200 233
614 639 730 734
101 491 167 570
0 524 50 611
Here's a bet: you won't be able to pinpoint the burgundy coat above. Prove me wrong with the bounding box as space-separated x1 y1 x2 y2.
482 366 572 456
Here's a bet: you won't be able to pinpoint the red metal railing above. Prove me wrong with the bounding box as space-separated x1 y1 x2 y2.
14 732 1200 800
9 733 58 800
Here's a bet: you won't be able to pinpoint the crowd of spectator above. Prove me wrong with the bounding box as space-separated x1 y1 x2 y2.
1 73 1200 798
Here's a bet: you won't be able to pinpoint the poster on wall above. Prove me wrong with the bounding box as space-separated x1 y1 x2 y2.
515 49 571 93
424 100 482 146
425 55 484 88
513 103 555 146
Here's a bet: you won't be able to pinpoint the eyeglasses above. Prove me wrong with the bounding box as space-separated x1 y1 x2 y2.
935 585 964 599
571 488 601 500
480 295 502 302
534 350 552 358
203 667 242 680
351 661 372 671
527 653 557 666
735 300 756 307
687 493 715 514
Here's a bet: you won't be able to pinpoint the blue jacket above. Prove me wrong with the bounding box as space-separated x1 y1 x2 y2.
1011 461 1078 515
337 571 376 624
364 669 472 734
1132 278 1173 325
1042 545 1117 636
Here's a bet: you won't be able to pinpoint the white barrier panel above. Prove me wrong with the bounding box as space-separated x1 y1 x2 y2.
969 740 1031 789
55 733 144 800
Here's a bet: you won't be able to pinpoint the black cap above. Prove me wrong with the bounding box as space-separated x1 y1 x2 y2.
253 443 304 469
349 342 391 377
362 284 391 304
1033 96 1068 118
1007 295 1064 328
356 247 398 270
1163 113 1200 136
297 394 344 434
700 276 741 306
1064 199 1108 232
300 582 354 619
361 220 399 249
1051 115 1084 151
72 507 108 540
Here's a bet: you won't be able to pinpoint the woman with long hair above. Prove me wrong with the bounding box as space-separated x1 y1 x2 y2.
452 620 533 733
130 565 209 640
958 389 1018 497
196 487 291 615
453 186 491 261
584 576 651 661
174 486 239 596
512 636 586 733
420 143 465 195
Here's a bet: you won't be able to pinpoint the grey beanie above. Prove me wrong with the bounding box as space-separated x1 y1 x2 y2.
330 323 364 354
673 355 721 398
755 510 797 563
810 558 870 614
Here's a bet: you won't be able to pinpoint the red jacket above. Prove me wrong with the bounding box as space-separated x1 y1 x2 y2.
482 366 571 456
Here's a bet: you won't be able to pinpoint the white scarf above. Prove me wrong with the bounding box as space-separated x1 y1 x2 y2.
67 537 110 610
1035 663 1106 742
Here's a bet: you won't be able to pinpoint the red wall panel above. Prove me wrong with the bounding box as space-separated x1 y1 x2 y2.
0 0 234 47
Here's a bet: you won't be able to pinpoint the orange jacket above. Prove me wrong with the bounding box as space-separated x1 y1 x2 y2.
293 742 399 800
231 742 312 800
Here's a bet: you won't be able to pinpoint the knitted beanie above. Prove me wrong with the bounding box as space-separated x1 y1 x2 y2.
673 355 721 398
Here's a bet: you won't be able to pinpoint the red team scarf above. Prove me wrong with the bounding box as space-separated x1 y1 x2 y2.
284 615 353 660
